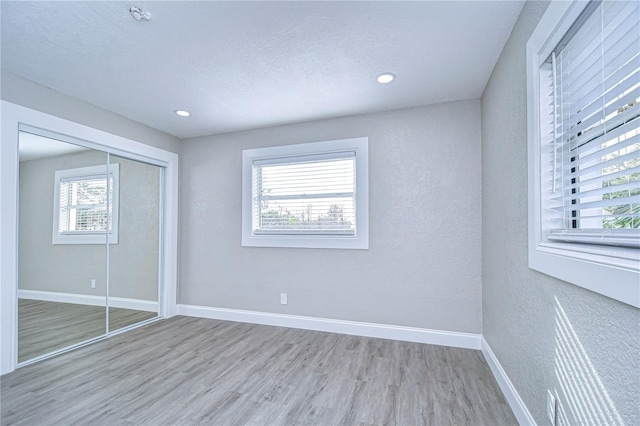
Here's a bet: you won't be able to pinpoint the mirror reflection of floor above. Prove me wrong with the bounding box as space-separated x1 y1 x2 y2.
18 299 157 363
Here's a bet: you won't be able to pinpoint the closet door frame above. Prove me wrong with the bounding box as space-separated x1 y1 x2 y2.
1 101 179 375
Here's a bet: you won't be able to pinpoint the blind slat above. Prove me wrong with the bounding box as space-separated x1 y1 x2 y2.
560 1 637 72
551 179 638 200
562 64 638 129
565 107 638 151
573 128 639 160
561 14 639 94
564 165 640 189
564 42 639 111
563 88 639 141
567 149 640 179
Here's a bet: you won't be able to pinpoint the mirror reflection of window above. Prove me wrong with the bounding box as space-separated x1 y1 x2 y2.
52 164 120 244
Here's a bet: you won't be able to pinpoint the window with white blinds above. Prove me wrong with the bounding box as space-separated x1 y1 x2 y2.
253 153 355 235
242 137 368 249
542 0 639 248
527 0 639 307
53 164 119 244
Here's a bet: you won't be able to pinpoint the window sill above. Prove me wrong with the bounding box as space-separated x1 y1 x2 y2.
529 241 640 308
242 234 368 250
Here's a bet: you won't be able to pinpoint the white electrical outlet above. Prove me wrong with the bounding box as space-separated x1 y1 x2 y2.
280 293 288 305
91 279 96 289
547 390 557 425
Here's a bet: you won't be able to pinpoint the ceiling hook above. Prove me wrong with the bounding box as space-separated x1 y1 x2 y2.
129 6 151 22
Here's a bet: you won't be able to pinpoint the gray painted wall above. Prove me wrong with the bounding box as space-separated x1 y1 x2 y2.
180 101 483 333
481 2 640 424
1 71 180 154
19 150 160 301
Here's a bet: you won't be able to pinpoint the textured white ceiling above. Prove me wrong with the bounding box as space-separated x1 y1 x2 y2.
1 1 524 139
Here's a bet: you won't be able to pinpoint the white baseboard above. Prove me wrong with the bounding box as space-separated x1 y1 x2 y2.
108 296 158 312
18 289 158 312
176 304 481 350
481 337 536 426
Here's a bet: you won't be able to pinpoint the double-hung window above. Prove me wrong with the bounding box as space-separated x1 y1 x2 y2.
52 164 119 244
242 137 368 249
527 0 639 307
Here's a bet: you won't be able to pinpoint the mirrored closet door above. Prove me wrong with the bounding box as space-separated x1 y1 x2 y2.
107 154 161 332
17 129 162 364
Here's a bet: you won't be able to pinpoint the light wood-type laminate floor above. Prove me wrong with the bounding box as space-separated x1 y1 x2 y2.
2 316 517 425
18 299 157 362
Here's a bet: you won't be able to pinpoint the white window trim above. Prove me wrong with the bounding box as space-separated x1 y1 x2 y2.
242 137 369 249
52 163 120 244
526 0 640 308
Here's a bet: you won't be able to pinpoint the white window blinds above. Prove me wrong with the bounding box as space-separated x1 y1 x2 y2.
252 152 356 235
544 0 639 247
59 175 113 233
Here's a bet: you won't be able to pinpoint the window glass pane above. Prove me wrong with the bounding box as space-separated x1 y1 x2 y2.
600 129 639 229
253 157 356 234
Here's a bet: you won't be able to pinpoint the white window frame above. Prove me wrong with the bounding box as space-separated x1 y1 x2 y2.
242 137 369 249
526 0 640 308
52 163 120 245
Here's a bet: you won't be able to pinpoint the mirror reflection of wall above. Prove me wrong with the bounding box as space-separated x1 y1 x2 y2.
108 154 160 332
18 132 108 362
17 131 161 363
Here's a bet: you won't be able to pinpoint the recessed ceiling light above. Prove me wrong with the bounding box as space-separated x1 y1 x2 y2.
174 110 191 117
376 73 396 84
